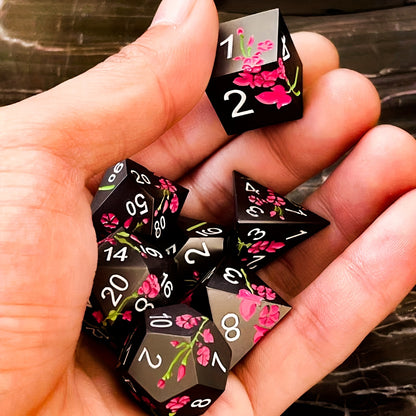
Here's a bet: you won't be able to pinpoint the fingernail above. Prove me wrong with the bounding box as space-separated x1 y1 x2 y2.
151 0 196 27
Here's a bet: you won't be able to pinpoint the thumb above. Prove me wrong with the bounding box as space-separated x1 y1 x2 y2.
1 0 218 176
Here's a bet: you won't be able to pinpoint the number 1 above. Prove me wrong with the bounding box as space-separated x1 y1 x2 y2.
220 34 233 59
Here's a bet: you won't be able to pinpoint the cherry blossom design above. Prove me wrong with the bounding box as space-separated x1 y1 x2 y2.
237 289 264 321
122 310 132 321
232 27 300 110
92 310 104 324
258 304 280 327
253 324 270 344
157 316 215 389
170 193 179 213
100 213 119 230
248 240 285 254
157 178 177 193
251 284 276 301
165 395 190 415
137 274 161 298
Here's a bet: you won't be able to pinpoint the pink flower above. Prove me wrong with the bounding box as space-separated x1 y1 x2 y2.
197 346 211 366
176 314 201 329
266 192 285 206
166 395 190 412
253 325 270 344
242 56 264 73
92 310 103 324
276 57 287 80
233 72 255 88
247 35 255 47
122 310 132 321
237 27 244 36
266 241 285 253
170 340 180 347
170 193 179 213
124 217 133 229
265 287 276 301
259 305 280 327
237 289 264 321
130 234 141 244
157 178 177 193
143 218 149 224
248 240 270 254
177 364 186 382
253 69 278 88
138 274 160 298
162 199 169 213
270 210 277 217
202 328 214 344
100 213 119 229
257 39 274 52
248 195 264 205
157 379 166 389
98 236 116 245
256 84 292 109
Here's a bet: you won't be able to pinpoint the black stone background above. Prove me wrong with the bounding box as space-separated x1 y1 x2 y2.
1 1 415 415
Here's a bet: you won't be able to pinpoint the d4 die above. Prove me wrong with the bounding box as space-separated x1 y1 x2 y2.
232 171 329 271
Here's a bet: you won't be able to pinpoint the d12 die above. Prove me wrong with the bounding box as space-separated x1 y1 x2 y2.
206 8 303 135
91 159 188 241
232 171 329 271
163 217 231 294
189 257 291 368
118 304 231 416
86 228 181 351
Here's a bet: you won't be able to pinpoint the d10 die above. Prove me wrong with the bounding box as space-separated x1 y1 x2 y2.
91 159 188 241
189 257 291 368
86 228 181 351
118 304 231 416
163 217 231 294
232 171 329 271
206 9 303 135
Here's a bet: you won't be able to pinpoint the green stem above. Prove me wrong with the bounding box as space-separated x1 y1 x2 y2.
286 66 300 96
102 291 138 326
114 233 142 254
236 237 252 255
186 222 207 232
241 268 254 294
239 34 248 58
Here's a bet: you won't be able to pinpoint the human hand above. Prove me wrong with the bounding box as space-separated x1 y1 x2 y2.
1 0 415 415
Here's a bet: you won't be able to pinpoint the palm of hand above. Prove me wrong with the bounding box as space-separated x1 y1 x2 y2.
1 2 416 414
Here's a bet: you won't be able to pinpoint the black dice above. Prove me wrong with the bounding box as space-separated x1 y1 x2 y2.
232 171 329 270
85 229 181 351
189 257 291 367
119 304 231 416
206 8 303 135
91 159 188 242
162 217 231 294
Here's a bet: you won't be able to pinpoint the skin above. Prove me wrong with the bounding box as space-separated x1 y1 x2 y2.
0 0 415 415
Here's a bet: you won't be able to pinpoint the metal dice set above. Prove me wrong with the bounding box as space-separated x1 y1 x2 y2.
83 10 320 416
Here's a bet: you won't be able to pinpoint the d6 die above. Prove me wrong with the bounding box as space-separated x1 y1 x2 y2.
163 217 231 294
91 159 188 241
119 304 231 416
189 257 291 368
206 9 303 135
85 229 181 351
232 171 329 271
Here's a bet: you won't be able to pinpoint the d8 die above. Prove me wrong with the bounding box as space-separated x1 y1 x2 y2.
91 159 188 241
163 217 231 294
85 228 181 351
206 8 303 135
232 171 329 271
118 304 231 416
189 257 291 368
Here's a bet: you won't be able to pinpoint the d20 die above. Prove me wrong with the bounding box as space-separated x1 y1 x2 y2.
189 257 291 368
163 217 231 294
206 8 303 135
87 228 181 351
232 171 329 271
91 159 188 241
118 304 231 416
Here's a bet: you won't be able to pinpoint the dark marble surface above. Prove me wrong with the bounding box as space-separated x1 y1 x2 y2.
1 1 415 415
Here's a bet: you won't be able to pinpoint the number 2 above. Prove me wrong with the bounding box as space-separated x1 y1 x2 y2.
224 90 254 118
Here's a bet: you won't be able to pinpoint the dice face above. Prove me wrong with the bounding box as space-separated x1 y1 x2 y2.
119 304 231 416
232 171 329 270
91 159 188 241
86 229 181 350
206 9 303 135
163 217 230 294
189 257 291 368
